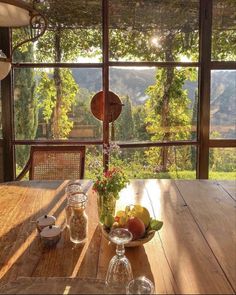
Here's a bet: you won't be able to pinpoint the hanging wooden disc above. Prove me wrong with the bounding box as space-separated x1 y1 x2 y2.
90 91 122 123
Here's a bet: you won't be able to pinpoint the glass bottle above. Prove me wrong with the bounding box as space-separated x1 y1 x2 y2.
65 181 82 228
65 180 82 196
68 192 88 244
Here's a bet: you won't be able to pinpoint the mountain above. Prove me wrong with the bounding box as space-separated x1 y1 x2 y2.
72 67 198 103
72 68 235 138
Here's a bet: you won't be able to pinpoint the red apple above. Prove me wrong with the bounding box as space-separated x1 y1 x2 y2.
127 217 145 240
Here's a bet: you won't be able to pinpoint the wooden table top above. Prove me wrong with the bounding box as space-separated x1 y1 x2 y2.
0 179 235 294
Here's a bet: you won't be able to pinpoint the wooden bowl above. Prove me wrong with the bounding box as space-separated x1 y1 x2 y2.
101 226 155 247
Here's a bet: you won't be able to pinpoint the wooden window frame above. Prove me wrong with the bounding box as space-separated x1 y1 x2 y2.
1 0 236 181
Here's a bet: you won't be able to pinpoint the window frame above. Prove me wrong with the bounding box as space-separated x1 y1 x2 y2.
0 0 235 181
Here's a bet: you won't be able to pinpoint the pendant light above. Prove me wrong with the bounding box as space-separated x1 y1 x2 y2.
0 0 47 80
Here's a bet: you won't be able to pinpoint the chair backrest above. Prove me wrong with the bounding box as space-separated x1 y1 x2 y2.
29 145 86 180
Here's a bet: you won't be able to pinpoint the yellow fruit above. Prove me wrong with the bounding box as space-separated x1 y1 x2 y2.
116 210 126 217
131 205 150 228
115 210 128 226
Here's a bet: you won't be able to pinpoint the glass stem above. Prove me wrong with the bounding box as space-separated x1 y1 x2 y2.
116 244 125 257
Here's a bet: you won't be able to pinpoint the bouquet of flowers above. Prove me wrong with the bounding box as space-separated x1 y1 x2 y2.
93 167 128 198
93 167 129 224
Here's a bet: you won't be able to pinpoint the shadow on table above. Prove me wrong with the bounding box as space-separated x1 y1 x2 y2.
3 180 68 190
77 225 155 287
126 245 155 283
0 277 108 294
0 182 86 285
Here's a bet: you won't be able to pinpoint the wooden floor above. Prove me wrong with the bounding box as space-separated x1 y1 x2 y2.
0 179 235 294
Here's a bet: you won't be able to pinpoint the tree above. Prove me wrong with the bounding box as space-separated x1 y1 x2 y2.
12 0 236 178
35 0 102 139
144 67 194 172
133 106 151 141
14 45 38 167
36 69 79 138
108 1 199 174
115 96 134 141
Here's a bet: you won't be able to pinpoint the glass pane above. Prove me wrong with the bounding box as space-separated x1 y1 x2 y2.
209 148 236 179
110 67 198 142
12 0 102 63
14 68 102 140
85 145 103 178
109 0 199 62
15 145 30 179
210 70 236 139
212 0 236 61
109 145 196 179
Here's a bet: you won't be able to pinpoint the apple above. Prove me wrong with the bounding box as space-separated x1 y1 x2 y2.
127 217 145 240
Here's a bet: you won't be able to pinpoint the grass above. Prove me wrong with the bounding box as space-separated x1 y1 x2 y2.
130 170 236 180
86 168 235 180
209 171 236 180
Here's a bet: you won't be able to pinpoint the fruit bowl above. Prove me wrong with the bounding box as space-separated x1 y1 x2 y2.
101 225 155 247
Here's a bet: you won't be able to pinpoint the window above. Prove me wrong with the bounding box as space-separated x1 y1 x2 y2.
0 0 235 180
212 0 236 61
210 70 236 139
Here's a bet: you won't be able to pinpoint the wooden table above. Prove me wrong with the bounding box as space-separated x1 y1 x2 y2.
0 180 235 294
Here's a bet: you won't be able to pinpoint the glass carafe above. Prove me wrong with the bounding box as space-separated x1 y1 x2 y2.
68 192 88 244
65 181 82 228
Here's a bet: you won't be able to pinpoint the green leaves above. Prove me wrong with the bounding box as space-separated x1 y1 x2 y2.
36 68 79 138
150 218 163 231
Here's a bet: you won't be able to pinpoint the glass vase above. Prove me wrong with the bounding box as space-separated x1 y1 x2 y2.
97 193 117 224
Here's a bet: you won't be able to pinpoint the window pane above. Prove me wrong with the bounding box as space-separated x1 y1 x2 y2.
15 145 30 179
109 0 199 62
85 145 103 178
210 70 236 139
209 148 236 179
109 146 196 179
110 67 198 142
212 0 236 61
12 0 102 63
14 68 102 140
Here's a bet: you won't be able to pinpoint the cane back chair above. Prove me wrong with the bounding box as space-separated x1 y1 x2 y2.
16 145 86 180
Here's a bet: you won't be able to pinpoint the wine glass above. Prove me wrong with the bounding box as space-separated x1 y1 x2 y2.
105 228 133 292
126 276 155 294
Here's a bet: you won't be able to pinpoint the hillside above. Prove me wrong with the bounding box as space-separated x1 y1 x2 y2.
72 68 235 138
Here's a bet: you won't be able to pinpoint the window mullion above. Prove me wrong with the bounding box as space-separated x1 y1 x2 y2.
197 0 213 179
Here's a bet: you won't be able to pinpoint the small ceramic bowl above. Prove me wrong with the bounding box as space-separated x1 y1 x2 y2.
40 225 61 247
36 215 56 232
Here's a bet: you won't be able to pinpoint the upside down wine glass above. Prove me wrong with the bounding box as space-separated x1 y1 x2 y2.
105 228 133 292
126 276 155 294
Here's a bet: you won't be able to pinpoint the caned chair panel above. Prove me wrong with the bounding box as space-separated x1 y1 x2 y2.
16 146 85 180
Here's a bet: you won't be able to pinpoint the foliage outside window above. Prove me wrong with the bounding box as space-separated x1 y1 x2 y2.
11 0 236 180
